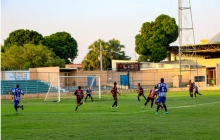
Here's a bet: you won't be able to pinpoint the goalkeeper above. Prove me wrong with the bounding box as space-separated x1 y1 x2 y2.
85 87 93 102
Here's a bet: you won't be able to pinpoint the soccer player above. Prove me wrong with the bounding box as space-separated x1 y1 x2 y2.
85 87 93 102
154 85 164 110
155 78 168 114
7 84 24 114
154 85 159 103
193 82 203 97
143 86 157 109
137 83 147 102
189 80 194 99
74 86 84 112
111 82 121 108
10 86 15 104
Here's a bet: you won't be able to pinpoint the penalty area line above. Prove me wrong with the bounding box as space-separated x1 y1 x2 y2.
2 101 220 115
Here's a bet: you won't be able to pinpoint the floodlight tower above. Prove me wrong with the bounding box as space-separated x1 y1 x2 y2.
178 0 197 87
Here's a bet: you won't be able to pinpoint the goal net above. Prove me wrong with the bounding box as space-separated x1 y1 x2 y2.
44 76 101 102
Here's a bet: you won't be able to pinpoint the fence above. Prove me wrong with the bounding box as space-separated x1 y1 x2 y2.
106 69 220 89
1 69 220 95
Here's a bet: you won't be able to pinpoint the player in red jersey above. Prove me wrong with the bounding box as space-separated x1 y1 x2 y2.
143 86 157 109
189 80 194 99
11 95 14 104
137 83 147 102
111 82 120 108
74 86 84 112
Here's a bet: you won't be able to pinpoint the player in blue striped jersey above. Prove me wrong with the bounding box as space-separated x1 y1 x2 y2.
7 84 24 114
193 82 203 98
155 78 168 114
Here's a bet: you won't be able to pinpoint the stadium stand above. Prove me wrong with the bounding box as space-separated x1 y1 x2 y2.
1 80 59 94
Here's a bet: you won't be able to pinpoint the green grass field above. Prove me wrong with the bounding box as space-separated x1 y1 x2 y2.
1 91 220 140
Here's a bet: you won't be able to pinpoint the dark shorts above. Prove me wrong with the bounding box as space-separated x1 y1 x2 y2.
195 91 198 94
14 100 20 106
138 93 144 96
112 95 117 100
77 98 82 104
146 97 154 102
87 94 92 97
189 89 193 92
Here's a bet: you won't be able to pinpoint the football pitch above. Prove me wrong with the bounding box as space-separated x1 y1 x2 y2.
1 91 220 140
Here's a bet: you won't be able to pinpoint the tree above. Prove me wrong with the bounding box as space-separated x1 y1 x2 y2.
82 39 131 70
1 44 65 68
135 14 178 62
4 29 45 49
44 32 78 64
1 45 5 53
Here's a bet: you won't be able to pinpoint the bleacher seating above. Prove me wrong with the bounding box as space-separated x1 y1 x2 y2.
1 80 59 94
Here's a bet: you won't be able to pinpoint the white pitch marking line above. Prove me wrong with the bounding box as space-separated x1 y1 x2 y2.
2 102 220 115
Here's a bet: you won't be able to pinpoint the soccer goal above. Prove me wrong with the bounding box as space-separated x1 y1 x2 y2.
44 76 101 102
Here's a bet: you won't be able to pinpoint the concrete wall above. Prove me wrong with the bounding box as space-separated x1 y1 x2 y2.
197 59 220 68
60 72 66 87
29 67 59 85
59 71 77 87
76 70 108 86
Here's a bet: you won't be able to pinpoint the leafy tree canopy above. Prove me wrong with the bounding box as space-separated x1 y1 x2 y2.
1 44 65 68
135 14 178 62
44 32 78 64
4 29 44 48
82 38 131 70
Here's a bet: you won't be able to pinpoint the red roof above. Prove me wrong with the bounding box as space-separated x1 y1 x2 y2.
65 64 83 68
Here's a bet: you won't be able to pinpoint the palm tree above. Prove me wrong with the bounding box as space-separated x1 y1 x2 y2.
82 39 131 70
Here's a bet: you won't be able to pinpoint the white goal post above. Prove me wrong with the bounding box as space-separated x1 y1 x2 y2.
44 76 101 102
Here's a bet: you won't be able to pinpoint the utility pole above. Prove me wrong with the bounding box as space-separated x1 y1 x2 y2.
100 41 103 71
127 71 130 89
135 52 137 61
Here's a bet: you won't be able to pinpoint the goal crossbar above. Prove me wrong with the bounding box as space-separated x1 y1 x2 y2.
44 76 101 102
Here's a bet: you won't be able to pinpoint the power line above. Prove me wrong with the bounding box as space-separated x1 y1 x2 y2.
201 0 218 34
168 0 173 15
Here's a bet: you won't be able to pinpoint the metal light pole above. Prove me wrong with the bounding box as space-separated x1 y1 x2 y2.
178 0 182 87
100 41 103 71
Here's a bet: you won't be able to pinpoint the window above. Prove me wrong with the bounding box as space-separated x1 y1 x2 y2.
194 76 205 82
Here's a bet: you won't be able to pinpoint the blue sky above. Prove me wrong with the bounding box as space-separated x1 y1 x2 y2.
1 0 220 63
